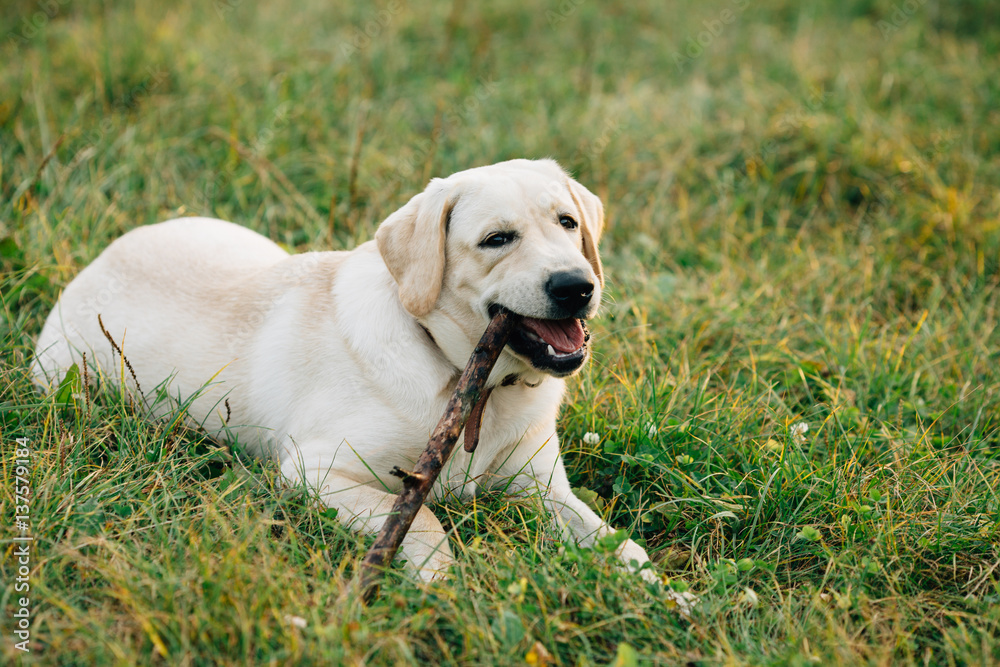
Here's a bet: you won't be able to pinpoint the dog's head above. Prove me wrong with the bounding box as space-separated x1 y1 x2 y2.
376 159 605 380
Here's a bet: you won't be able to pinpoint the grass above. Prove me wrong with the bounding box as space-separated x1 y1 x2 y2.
2 0 999 663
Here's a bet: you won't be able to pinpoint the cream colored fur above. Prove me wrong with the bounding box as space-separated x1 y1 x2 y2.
32 159 665 587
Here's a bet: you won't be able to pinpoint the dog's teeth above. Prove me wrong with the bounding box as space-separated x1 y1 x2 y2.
547 344 556 356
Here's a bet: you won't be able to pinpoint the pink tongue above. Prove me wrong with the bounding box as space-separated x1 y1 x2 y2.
521 318 585 353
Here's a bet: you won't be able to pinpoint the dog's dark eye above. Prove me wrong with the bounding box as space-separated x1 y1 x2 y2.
559 215 578 230
480 231 517 248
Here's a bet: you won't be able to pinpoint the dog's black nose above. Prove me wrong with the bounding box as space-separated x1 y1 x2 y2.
546 270 594 314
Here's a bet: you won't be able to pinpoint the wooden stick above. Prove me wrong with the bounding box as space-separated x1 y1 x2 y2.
358 308 521 601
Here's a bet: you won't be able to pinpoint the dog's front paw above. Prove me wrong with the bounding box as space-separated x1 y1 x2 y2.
415 563 453 583
638 566 660 585
617 537 653 571
408 548 456 583
632 564 698 617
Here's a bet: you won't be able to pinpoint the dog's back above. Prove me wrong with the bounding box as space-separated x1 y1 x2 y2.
32 218 309 441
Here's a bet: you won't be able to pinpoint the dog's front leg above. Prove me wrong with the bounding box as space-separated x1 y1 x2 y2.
280 458 454 581
495 437 655 582
494 437 699 614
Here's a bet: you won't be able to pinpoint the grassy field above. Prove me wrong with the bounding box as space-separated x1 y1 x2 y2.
2 0 999 664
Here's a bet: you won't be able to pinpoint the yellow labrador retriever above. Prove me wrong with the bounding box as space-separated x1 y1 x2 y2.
33 159 668 587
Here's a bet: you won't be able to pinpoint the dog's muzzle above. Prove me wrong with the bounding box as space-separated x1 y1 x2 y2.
488 304 591 376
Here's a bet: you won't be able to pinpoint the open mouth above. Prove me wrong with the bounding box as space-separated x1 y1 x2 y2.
490 305 591 375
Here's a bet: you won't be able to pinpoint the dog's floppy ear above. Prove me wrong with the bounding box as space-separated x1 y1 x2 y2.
565 178 606 288
375 180 456 317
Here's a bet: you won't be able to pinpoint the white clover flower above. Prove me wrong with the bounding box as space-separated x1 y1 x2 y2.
790 421 809 444
739 587 759 608
284 614 308 629
583 432 601 446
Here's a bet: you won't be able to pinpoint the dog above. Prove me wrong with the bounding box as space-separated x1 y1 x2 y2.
33 158 673 590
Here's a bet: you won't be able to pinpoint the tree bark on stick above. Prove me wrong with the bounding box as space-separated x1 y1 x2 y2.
357 309 521 601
